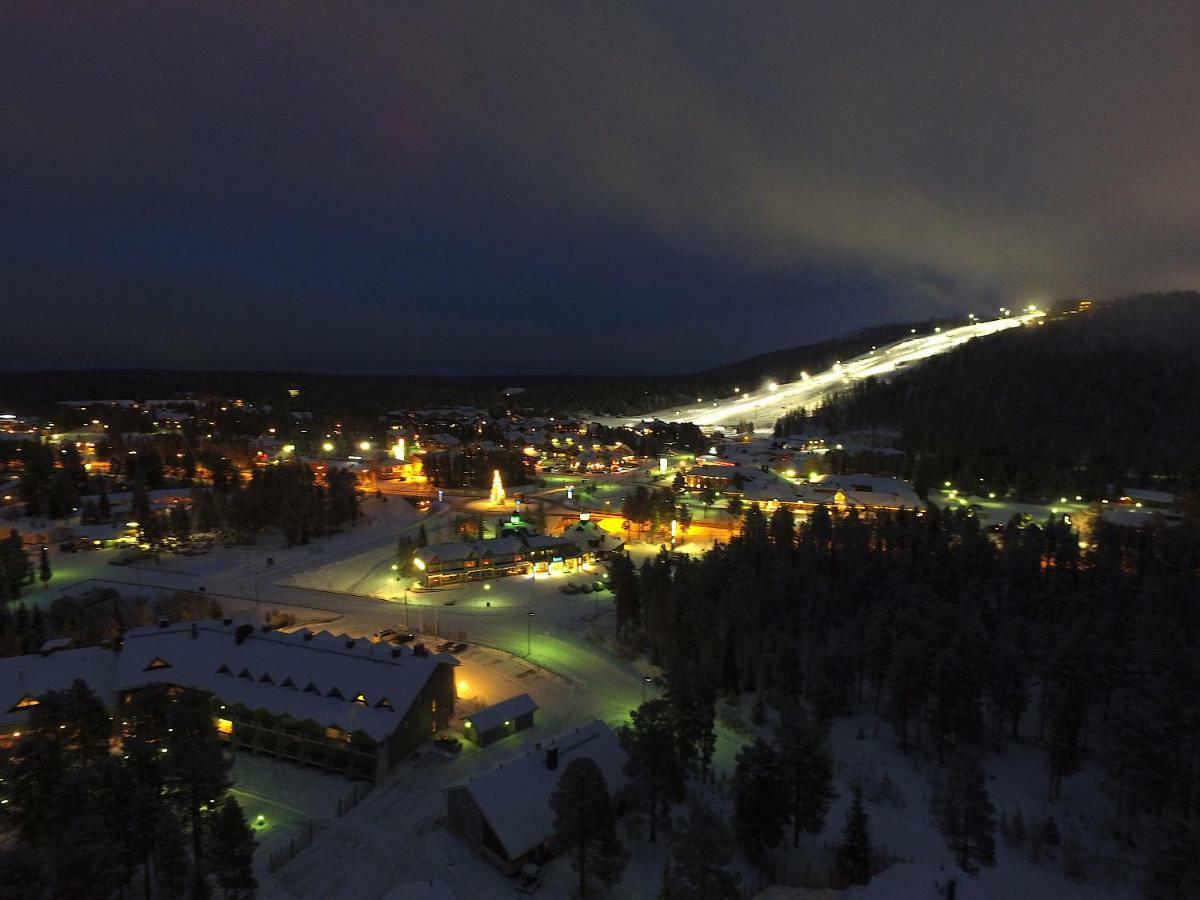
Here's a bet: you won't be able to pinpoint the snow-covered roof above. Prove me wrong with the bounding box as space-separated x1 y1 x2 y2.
805 474 923 509
561 518 624 553
379 880 457 900
451 720 627 861
116 620 456 742
466 693 538 735
842 862 986 899
415 535 577 565
1121 488 1176 506
0 646 119 727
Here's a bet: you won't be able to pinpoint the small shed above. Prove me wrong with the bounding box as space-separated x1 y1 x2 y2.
463 693 538 747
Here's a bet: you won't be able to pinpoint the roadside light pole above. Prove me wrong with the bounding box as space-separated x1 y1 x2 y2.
527 610 536 656
641 675 652 703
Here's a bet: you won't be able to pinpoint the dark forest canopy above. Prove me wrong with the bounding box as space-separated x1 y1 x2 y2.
812 293 1200 499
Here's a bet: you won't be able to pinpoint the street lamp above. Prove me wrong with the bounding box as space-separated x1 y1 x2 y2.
527 610 536 656
641 675 653 702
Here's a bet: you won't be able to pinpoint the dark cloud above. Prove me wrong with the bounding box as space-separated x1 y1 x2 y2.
3 3 1198 373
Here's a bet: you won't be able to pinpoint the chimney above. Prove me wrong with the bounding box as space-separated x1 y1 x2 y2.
157 619 169 629
345 639 356 649
390 647 403 658
261 624 272 633
545 746 559 770
234 624 254 645
191 623 198 640
222 618 233 626
303 632 314 641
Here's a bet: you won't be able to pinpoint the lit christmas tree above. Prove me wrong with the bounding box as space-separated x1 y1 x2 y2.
490 469 506 505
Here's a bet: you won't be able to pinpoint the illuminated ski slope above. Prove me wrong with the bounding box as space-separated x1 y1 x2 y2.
627 311 1043 429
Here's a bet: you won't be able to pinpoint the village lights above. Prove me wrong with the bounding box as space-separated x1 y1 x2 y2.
322 441 334 453
360 441 372 451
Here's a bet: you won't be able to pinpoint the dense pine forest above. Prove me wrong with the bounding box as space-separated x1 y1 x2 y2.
608 502 1200 892
815 293 1200 500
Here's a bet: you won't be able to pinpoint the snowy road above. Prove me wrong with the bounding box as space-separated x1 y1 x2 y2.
613 311 1043 430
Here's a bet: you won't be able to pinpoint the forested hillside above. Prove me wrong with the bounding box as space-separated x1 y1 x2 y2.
609 502 1200 889
817 293 1200 499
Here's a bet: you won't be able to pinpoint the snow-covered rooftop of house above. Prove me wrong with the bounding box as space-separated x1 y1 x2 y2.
465 693 538 735
0 646 119 726
843 863 987 899
1121 488 1176 506
379 879 457 900
116 620 456 742
415 535 577 564
451 720 627 861
804 473 924 508
561 518 624 552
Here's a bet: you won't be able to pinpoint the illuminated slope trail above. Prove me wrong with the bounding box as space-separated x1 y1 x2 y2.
620 311 1044 430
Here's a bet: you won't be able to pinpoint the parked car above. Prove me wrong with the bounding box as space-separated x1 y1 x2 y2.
579 583 593 594
561 583 580 595
435 736 462 754
375 628 397 639
389 632 415 644
451 642 469 653
591 581 606 592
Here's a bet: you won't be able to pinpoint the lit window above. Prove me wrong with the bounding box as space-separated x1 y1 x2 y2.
431 699 438 713
10 696 39 712
353 693 368 706
375 697 392 710
214 718 233 736
144 657 172 671
324 727 351 743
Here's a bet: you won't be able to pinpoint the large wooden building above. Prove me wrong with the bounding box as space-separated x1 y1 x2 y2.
413 534 589 587
1 619 458 781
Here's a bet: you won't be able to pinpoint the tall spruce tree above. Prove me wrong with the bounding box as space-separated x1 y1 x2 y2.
732 737 789 865
835 787 872 886
775 709 835 847
620 699 687 843
164 689 233 894
669 802 741 900
207 796 258 900
550 757 628 896
932 751 996 874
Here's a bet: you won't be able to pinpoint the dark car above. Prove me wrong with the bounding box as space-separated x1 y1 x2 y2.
376 628 397 639
389 632 415 644
435 736 462 753
451 642 469 653
59 541 77 553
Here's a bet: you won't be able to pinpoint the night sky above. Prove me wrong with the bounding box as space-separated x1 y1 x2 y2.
4 4 1198 375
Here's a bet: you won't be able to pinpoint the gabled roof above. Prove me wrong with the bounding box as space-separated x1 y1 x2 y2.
414 535 577 565
116 621 457 742
450 720 627 861
465 693 538 734
0 647 119 726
